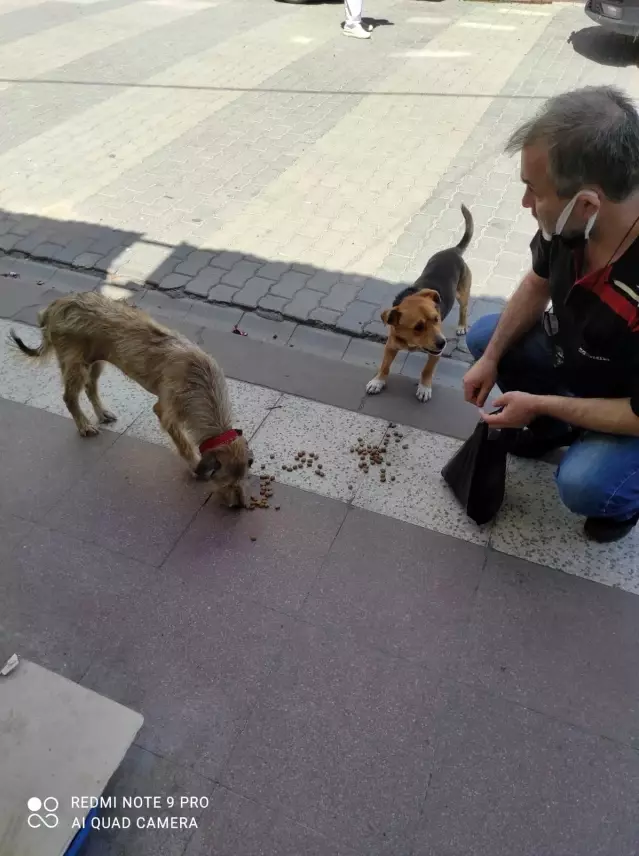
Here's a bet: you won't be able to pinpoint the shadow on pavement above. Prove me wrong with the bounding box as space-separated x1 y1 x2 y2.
0 205 507 349
568 26 639 67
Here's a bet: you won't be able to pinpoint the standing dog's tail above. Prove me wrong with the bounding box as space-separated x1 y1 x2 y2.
455 204 474 254
9 307 53 359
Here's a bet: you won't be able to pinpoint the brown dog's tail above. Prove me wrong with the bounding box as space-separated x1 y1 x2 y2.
455 204 474 254
8 318 52 359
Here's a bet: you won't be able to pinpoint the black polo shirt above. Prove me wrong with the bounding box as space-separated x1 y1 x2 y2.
530 229 639 413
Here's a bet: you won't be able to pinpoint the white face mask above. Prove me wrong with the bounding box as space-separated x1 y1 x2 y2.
541 191 599 242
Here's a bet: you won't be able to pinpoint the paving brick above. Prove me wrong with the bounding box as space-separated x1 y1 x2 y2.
73 252 103 269
222 261 261 288
269 271 310 299
364 318 386 339
32 242 64 259
357 279 397 306
335 300 377 335
320 282 362 313
283 289 324 319
175 250 215 276
232 277 274 309
210 251 246 271
185 267 226 297
309 307 341 326
305 271 342 294
288 325 349 359
255 261 291 280
208 284 239 303
258 295 289 314
158 273 190 291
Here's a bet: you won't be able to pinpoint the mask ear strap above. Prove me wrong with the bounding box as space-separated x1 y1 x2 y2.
555 194 579 235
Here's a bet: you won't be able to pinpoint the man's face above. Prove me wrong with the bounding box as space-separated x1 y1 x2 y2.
520 144 567 236
520 143 600 238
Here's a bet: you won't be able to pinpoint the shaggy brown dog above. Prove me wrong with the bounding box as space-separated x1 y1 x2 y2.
9 292 252 508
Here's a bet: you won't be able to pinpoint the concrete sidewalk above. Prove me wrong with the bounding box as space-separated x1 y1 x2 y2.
2 322 639 855
1 0 637 351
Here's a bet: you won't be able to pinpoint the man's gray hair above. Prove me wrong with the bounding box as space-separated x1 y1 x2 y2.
505 85 639 202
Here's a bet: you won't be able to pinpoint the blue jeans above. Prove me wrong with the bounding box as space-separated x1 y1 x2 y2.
467 314 639 521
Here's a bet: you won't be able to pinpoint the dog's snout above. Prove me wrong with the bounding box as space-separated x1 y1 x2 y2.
435 335 447 351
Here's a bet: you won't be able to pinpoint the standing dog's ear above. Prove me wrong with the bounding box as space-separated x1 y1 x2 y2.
381 308 401 326
418 288 441 305
195 451 222 481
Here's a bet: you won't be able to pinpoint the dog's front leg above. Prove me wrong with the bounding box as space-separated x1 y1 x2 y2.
416 354 440 402
366 344 399 395
153 402 199 470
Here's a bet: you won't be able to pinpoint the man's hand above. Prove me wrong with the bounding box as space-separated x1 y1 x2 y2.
481 391 541 428
463 356 498 407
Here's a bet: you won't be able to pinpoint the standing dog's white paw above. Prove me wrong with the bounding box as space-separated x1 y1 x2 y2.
416 383 432 403
456 325 467 336
366 377 386 395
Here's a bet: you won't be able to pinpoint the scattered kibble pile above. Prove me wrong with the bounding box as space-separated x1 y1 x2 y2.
248 424 407 539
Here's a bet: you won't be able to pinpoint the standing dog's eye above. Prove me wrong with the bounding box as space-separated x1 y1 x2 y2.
414 321 425 333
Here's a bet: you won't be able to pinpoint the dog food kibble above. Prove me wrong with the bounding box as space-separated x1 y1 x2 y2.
391 475 396 481
347 484 353 490
282 465 286 470
250 536 257 542
270 454 275 459
402 444 408 449
317 463 323 470
275 505 281 511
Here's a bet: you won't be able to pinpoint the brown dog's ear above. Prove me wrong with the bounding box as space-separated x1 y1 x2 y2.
195 451 222 481
418 288 440 304
381 308 401 326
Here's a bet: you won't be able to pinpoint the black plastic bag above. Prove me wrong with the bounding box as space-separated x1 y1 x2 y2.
441 412 508 526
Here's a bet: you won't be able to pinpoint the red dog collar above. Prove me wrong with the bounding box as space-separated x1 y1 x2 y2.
199 429 241 455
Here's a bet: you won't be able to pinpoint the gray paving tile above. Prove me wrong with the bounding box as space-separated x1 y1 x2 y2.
48 268 104 293
0 277 49 319
414 682 639 856
187 300 243 332
158 273 190 292
359 378 479 441
337 301 378 336
1 521 157 682
186 788 358 856
0 399 118 522
82 593 292 779
232 277 274 309
302 507 486 667
43 434 213 566
222 620 439 856
288 325 350 360
87 746 216 856
161 481 348 612
226 312 296 345
185 266 226 297
342 338 407 373
457 550 639 745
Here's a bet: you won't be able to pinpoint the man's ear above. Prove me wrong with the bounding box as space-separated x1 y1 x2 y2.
418 288 440 304
195 451 222 481
381 308 401 326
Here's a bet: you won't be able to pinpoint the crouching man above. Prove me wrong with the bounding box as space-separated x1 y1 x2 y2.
464 85 639 543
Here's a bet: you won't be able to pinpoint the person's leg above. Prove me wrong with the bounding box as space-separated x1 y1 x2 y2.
343 0 370 37
344 0 362 24
556 432 639 541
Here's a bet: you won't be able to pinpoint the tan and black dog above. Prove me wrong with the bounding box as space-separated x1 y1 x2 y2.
366 204 473 403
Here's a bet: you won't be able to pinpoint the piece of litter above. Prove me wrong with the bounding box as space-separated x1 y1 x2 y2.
232 325 248 336
1 653 19 676
250 536 257 541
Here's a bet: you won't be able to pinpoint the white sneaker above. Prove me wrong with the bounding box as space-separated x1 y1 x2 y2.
343 22 371 39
